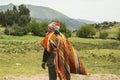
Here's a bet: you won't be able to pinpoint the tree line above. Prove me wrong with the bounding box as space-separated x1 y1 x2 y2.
0 5 71 37
0 5 31 27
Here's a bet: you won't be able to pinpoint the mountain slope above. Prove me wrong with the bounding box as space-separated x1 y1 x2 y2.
0 3 95 30
98 22 120 39
26 5 68 19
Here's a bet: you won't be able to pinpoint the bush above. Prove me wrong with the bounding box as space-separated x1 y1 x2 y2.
99 31 108 39
4 28 10 35
28 20 41 36
4 24 28 36
28 20 71 37
117 29 120 40
39 22 49 36
12 27 28 36
28 20 49 36
76 24 96 38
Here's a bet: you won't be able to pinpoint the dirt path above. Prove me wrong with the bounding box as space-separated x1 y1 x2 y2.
0 74 120 80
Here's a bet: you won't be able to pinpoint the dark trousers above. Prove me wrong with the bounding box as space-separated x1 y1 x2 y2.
48 65 57 80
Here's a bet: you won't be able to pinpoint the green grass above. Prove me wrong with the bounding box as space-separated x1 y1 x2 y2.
69 37 120 50
0 35 120 76
0 35 46 76
78 49 120 74
0 53 48 76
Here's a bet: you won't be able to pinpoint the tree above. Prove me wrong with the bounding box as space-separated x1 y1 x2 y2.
76 24 96 38
5 9 13 26
18 15 31 27
0 5 31 27
12 6 19 24
28 20 71 37
18 4 31 27
28 20 41 36
0 11 5 26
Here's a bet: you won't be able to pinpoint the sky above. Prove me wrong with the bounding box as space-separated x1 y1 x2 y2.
0 0 120 22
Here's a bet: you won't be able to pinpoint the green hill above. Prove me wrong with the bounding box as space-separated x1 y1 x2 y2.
96 23 120 39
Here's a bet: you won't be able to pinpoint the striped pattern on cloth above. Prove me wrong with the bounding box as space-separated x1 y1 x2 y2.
41 31 88 80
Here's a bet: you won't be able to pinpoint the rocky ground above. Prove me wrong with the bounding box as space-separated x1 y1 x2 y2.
0 74 120 80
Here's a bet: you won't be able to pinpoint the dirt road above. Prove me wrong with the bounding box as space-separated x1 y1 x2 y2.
0 74 120 80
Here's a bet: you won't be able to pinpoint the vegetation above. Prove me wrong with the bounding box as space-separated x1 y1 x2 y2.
0 4 31 36
94 21 117 30
117 29 120 40
95 22 120 39
0 5 71 37
28 20 71 37
0 35 120 76
0 5 30 27
28 20 49 36
99 31 108 39
4 24 29 36
76 24 96 38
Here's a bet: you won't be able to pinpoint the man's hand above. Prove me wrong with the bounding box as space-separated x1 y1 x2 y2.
41 62 46 69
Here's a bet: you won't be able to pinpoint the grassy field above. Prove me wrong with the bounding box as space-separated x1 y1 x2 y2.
0 35 120 76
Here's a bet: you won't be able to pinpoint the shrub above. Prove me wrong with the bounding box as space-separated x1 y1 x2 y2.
28 20 49 36
12 26 28 36
4 24 28 36
39 22 49 36
4 28 10 35
28 20 41 36
76 24 96 38
117 29 120 40
99 31 108 39
28 20 71 37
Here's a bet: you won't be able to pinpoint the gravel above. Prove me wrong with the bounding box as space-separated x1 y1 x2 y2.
0 74 120 80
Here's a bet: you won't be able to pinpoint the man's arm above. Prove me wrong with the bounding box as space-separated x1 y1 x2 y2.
41 49 50 69
42 49 50 62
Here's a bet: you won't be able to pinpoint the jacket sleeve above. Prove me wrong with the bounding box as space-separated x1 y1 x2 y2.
42 49 50 62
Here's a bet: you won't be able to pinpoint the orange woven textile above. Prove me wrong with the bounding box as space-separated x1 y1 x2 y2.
41 31 88 80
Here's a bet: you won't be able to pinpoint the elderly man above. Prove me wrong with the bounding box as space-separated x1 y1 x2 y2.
40 22 89 80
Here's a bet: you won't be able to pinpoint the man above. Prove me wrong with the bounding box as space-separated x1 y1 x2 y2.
40 22 89 80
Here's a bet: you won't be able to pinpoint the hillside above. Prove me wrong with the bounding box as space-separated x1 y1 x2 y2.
0 3 95 30
96 23 120 39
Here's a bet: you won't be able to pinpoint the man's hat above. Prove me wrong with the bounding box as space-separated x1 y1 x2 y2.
48 22 60 30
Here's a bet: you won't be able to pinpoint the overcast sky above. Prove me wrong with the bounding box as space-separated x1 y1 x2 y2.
0 0 120 22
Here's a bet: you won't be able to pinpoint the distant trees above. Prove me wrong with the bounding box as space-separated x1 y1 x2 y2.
0 5 31 27
0 11 5 26
28 20 48 36
0 4 31 36
94 21 117 30
18 5 31 26
28 20 71 37
76 24 96 38
0 5 72 37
